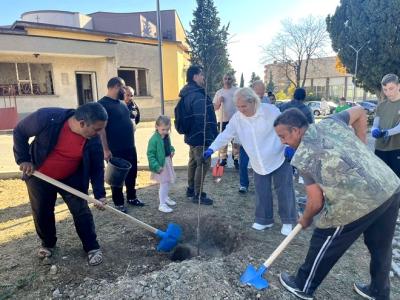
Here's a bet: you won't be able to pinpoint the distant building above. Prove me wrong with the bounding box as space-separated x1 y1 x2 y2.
0 10 190 128
264 56 375 101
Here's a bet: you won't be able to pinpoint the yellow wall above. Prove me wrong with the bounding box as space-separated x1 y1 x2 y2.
26 28 157 45
26 26 190 102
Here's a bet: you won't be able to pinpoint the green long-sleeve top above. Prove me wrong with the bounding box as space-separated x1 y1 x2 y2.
146 131 175 173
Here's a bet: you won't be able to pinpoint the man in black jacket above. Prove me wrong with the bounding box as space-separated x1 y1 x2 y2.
13 102 108 266
178 65 218 205
280 88 314 124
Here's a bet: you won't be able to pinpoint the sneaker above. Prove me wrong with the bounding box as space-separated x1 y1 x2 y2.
192 193 213 205
279 272 314 300
165 198 176 206
238 186 248 194
219 159 227 167
353 283 376 300
281 224 293 236
115 205 127 213
186 186 195 198
159 203 173 213
251 223 274 230
234 159 239 170
127 198 145 206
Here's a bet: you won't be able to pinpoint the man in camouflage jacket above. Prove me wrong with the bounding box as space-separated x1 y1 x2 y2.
273 106 400 300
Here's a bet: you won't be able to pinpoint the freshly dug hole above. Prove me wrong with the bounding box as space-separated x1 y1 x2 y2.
170 216 241 261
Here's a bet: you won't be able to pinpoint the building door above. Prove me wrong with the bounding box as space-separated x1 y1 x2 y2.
76 72 97 105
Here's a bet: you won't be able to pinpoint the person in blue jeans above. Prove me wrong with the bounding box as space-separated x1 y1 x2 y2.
239 145 249 193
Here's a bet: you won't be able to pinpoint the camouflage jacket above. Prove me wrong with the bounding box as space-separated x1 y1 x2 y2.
291 118 400 228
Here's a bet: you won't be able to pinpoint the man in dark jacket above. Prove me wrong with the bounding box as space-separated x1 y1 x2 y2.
13 102 108 266
179 65 218 205
99 77 144 213
280 88 314 124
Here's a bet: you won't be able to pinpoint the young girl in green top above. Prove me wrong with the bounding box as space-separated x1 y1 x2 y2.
147 115 176 213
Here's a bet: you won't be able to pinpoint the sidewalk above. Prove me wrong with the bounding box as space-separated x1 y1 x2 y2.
0 121 236 178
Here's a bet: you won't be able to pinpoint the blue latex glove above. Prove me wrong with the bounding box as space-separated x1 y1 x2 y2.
203 148 214 159
284 146 296 161
371 128 387 138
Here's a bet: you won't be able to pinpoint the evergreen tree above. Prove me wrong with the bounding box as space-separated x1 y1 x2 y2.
327 0 400 95
187 0 233 95
239 73 244 87
248 72 261 86
266 70 275 92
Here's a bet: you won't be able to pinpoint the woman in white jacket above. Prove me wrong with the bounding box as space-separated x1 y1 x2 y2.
204 87 297 235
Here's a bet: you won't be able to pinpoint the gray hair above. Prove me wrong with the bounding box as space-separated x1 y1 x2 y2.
381 73 399 86
234 87 261 108
251 80 265 89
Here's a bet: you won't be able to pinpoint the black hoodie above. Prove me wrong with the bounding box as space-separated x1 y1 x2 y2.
178 82 218 147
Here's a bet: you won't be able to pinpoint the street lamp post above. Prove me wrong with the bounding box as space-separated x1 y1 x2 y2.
348 40 370 102
156 0 165 114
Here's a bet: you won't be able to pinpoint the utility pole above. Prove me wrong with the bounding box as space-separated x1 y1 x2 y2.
348 40 370 102
156 0 165 114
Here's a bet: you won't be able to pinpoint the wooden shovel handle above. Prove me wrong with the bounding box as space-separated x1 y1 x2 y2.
33 171 158 234
263 223 302 268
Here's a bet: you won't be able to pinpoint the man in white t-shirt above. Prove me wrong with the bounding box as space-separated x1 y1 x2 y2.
213 74 240 168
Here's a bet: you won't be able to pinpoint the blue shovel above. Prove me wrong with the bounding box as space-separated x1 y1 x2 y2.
240 224 302 289
33 171 182 252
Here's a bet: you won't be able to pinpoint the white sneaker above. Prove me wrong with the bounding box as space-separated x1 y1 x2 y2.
158 204 173 213
165 198 176 206
252 223 274 231
281 224 293 236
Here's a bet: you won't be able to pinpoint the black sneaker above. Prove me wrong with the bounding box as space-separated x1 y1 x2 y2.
279 273 314 300
192 193 213 205
219 159 227 167
127 198 145 206
186 186 195 198
115 205 128 213
353 283 376 300
234 159 239 170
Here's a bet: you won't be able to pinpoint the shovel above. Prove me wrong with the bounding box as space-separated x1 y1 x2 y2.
240 223 302 289
33 171 182 252
213 102 225 183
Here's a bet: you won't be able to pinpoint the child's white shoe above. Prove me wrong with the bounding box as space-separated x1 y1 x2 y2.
159 203 173 213
165 198 176 206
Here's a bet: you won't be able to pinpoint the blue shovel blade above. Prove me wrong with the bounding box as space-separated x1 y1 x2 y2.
155 223 182 252
240 264 269 290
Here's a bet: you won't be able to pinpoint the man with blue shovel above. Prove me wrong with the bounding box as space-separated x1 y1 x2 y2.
271 106 399 300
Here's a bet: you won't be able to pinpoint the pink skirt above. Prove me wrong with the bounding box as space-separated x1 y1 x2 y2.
150 156 176 183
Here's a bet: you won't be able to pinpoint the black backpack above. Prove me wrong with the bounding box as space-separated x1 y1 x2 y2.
174 97 191 134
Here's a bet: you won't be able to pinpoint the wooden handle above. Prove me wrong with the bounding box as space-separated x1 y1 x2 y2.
33 171 158 234
263 223 302 268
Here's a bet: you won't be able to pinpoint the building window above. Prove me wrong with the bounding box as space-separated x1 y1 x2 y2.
118 68 149 97
0 62 54 96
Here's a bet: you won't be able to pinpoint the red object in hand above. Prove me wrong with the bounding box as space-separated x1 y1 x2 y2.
212 159 224 178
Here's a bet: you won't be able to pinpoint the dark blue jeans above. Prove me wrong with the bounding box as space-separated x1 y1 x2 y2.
239 146 249 188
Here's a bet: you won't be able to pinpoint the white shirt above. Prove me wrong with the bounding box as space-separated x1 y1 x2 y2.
209 103 285 175
213 86 239 122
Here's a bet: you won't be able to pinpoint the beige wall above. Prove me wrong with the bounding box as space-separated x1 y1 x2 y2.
114 41 162 114
0 53 115 115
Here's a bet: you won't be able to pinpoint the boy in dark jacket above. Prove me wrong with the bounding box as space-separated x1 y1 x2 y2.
178 65 218 205
13 102 108 266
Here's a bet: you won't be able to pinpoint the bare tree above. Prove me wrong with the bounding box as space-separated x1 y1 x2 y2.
262 16 329 88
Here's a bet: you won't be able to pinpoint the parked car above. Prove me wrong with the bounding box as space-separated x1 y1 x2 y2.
364 99 378 105
305 101 336 116
358 101 377 124
305 101 322 116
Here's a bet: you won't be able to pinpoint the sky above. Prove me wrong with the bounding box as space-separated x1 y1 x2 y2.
0 0 341 83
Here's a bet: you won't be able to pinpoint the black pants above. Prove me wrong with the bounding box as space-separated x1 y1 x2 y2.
295 193 399 299
111 147 138 205
25 176 100 252
375 149 400 177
